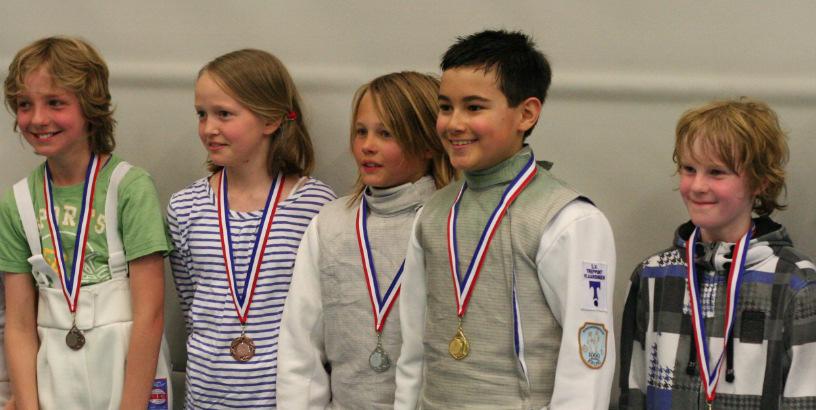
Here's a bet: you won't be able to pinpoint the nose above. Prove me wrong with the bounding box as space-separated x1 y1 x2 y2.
442 108 465 135
359 133 377 154
30 104 50 127
201 116 219 136
690 173 709 193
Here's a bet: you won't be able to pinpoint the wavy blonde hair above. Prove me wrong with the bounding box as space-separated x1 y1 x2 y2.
673 97 788 215
4 36 115 154
348 71 456 204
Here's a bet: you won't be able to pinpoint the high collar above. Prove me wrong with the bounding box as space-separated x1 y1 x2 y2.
463 146 534 190
675 215 791 272
363 175 436 216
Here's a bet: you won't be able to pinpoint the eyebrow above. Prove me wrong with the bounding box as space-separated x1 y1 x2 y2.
438 95 490 103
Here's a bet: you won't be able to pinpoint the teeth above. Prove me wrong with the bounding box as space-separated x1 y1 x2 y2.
449 139 474 146
36 132 57 139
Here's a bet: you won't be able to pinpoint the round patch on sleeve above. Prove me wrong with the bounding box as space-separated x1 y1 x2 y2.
578 322 607 369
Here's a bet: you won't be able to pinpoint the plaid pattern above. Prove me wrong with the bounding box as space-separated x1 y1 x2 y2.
619 217 816 409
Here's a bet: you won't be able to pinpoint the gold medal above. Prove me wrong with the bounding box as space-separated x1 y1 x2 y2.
66 325 85 350
448 318 469 360
230 334 255 362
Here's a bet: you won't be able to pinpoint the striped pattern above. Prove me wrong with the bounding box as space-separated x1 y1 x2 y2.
168 177 335 409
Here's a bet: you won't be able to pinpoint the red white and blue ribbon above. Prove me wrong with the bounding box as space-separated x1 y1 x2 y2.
217 171 284 324
686 225 752 405
447 155 537 317
356 196 404 333
43 154 102 313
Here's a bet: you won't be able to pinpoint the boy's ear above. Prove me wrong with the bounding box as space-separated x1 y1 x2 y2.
517 97 543 134
752 179 768 197
264 118 283 136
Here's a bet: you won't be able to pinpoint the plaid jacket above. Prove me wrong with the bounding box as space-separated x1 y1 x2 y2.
619 217 816 409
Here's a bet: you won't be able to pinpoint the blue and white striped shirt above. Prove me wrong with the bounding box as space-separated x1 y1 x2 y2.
167 176 335 409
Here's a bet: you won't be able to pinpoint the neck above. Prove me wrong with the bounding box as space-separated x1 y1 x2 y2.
699 219 753 244
223 162 273 191
48 152 102 186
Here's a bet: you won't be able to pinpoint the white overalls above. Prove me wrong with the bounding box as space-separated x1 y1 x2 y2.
13 162 172 410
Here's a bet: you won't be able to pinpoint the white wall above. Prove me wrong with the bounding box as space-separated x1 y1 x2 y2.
2 1 815 407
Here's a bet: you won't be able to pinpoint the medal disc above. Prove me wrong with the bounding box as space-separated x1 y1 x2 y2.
369 344 391 372
66 326 85 350
230 335 256 362
449 327 469 360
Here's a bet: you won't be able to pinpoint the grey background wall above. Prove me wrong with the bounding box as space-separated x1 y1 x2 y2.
2 1 815 407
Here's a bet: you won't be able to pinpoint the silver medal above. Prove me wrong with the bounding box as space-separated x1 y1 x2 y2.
369 344 391 372
369 332 391 372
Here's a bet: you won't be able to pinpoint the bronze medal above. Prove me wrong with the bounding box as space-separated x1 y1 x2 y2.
66 325 85 350
449 325 469 360
230 334 256 362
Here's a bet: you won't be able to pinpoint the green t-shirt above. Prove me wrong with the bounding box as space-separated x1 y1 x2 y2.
0 155 172 287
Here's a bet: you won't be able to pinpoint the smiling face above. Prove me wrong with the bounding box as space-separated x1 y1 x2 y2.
679 140 757 243
15 65 90 163
195 71 279 172
351 91 428 189
436 67 539 172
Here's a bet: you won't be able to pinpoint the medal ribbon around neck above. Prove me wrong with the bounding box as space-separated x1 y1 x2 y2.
356 196 404 333
43 154 102 313
447 156 537 317
686 225 753 405
217 170 284 324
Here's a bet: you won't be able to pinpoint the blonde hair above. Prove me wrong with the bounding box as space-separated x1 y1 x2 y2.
348 71 456 203
673 97 788 215
4 36 115 154
200 49 314 177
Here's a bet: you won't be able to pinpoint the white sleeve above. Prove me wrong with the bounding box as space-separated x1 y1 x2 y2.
276 217 331 409
536 200 616 410
394 215 426 410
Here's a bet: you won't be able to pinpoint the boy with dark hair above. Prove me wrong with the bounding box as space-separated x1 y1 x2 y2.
395 29 616 409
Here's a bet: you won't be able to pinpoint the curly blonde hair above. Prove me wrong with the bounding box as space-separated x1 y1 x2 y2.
4 36 115 154
674 98 788 215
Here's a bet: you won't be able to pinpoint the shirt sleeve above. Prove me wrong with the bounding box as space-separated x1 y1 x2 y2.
618 266 647 409
536 200 616 410
394 213 426 410
782 269 816 403
0 187 34 274
166 196 194 335
276 217 331 409
118 168 172 261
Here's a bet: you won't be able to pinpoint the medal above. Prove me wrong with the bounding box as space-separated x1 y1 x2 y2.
448 317 469 360
368 332 391 372
446 156 537 359
687 225 753 407
217 171 284 362
356 196 404 371
44 154 102 350
230 330 256 362
65 323 86 350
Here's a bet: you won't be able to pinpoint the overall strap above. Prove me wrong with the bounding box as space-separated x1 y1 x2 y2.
13 178 51 286
105 161 132 279
13 178 40 255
